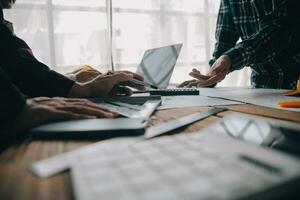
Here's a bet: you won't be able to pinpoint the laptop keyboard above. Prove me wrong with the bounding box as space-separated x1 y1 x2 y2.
71 133 300 200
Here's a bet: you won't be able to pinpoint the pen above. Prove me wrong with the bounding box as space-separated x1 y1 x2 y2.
278 101 300 108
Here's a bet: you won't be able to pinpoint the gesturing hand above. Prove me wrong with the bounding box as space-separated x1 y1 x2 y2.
178 55 231 88
11 97 118 134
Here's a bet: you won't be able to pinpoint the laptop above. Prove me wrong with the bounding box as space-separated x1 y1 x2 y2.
135 43 199 96
136 43 182 89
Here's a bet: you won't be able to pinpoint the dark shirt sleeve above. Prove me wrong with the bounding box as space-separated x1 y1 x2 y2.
0 66 26 149
0 20 75 97
209 0 240 68
0 67 25 123
224 0 300 72
207 0 239 87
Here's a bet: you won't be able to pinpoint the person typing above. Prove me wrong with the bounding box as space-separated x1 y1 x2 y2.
0 0 145 150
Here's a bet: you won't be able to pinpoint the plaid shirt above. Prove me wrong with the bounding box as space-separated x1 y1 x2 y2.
210 0 300 89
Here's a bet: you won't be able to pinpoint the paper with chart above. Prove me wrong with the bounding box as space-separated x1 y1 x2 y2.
200 88 300 112
158 95 243 110
28 138 141 178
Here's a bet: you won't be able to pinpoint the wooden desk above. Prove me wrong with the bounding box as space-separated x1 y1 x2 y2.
0 104 299 200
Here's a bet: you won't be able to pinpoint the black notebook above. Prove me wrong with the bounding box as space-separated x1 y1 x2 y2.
30 118 147 140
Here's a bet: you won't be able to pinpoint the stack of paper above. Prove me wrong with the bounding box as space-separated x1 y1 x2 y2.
200 88 300 112
158 95 243 110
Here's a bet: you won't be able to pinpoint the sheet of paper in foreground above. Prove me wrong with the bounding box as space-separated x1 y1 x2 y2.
28 138 141 178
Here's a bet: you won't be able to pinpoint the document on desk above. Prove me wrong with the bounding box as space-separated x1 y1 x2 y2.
28 138 141 178
158 95 243 110
70 131 300 200
200 88 300 112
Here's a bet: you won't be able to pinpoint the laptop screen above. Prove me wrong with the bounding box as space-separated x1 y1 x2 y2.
136 44 182 89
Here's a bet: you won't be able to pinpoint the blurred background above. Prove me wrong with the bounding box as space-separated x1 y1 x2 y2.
4 0 251 86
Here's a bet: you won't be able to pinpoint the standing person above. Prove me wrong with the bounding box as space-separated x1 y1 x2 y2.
179 0 300 89
0 0 145 149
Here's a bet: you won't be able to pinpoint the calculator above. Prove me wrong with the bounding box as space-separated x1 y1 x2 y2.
148 88 199 96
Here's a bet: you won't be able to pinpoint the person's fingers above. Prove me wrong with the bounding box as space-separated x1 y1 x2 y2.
83 65 100 72
192 68 199 72
75 70 102 82
59 105 116 118
33 97 67 107
197 72 226 87
198 75 220 87
119 70 144 81
48 97 88 106
110 86 133 97
108 73 134 87
68 100 119 117
189 71 211 80
119 86 133 96
186 81 199 88
69 67 83 74
32 97 51 102
78 71 100 77
71 101 117 113
56 97 89 103
122 81 147 91
177 80 196 88
49 110 96 121
40 98 118 117
117 71 146 90
177 81 189 88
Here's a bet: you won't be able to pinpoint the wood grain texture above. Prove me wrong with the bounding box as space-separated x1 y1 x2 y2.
0 104 299 200
216 104 300 123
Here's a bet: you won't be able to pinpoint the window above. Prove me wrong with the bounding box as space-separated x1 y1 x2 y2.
4 0 251 86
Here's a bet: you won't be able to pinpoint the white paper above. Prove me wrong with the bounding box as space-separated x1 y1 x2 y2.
28 138 141 178
200 88 300 112
158 95 243 110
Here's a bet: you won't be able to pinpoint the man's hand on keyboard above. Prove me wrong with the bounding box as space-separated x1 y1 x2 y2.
68 71 146 98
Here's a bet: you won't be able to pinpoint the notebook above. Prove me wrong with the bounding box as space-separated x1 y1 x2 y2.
30 96 161 139
30 118 147 139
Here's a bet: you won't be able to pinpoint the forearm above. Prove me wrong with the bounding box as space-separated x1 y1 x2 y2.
224 24 289 72
0 25 75 97
0 52 75 97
